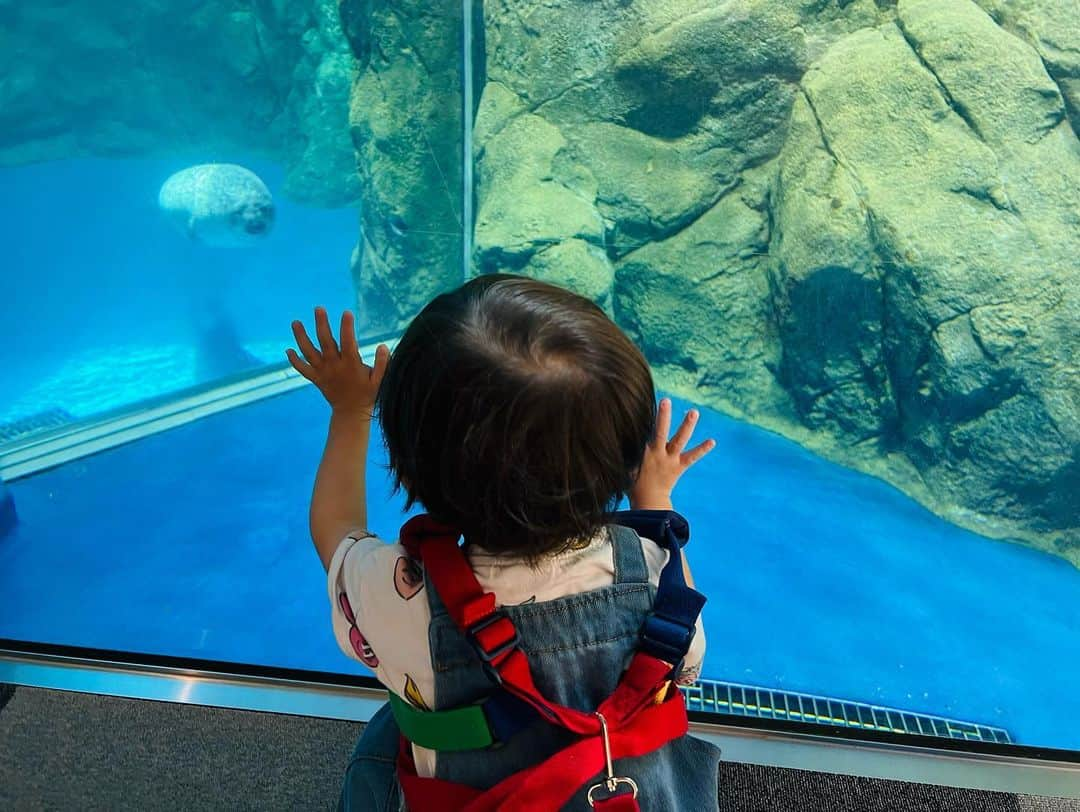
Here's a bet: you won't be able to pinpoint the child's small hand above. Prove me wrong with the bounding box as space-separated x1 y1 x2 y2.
629 398 716 511
286 307 390 418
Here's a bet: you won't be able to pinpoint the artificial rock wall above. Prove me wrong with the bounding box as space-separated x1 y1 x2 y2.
343 0 1080 564
0 0 359 206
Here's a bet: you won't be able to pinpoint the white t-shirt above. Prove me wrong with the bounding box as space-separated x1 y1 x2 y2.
327 526 706 777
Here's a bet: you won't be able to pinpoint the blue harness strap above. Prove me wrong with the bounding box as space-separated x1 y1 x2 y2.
613 510 707 669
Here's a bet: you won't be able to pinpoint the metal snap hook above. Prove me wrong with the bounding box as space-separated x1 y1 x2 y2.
586 712 640 807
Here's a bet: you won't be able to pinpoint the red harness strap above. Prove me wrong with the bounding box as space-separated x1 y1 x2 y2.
397 516 690 811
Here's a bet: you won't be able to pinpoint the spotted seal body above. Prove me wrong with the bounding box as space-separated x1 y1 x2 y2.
158 164 274 246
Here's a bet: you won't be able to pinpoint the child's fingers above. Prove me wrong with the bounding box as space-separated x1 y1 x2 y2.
667 409 699 454
654 398 672 446
371 344 391 384
285 348 316 382
291 320 322 366
681 438 716 468
314 307 339 357
340 310 360 359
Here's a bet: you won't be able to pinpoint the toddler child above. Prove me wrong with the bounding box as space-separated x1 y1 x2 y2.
287 274 720 810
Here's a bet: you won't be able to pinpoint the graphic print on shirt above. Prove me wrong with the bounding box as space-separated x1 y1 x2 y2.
393 556 424 600
675 661 701 686
403 673 431 711
338 592 380 668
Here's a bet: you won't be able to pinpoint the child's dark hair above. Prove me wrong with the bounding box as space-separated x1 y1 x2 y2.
376 274 656 559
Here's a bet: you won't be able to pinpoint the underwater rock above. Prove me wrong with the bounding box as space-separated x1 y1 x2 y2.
769 1 1079 560
613 0 807 138
974 0 1080 135
280 0 362 206
0 480 16 540
0 0 357 207
614 184 786 418
475 0 800 260
474 109 604 271
566 122 744 257
769 91 894 444
468 84 614 309
343 0 464 334
521 239 614 314
159 164 274 246
460 0 1080 562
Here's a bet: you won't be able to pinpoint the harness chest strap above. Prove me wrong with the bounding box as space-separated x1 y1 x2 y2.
395 512 706 810
398 692 689 812
402 524 603 735
394 513 705 748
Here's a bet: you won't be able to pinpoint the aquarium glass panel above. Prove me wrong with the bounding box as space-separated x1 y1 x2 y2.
2 0 1078 759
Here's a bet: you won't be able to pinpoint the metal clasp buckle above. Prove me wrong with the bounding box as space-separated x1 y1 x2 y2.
586 712 639 807
466 609 519 685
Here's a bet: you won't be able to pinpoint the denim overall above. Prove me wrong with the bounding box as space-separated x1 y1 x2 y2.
339 524 721 811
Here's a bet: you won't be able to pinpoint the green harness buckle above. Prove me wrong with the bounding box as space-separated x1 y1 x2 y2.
388 691 496 752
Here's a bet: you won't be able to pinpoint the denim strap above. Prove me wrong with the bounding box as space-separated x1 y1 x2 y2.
608 523 650 585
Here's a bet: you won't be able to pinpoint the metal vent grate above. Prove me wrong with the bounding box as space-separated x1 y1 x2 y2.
681 678 1012 744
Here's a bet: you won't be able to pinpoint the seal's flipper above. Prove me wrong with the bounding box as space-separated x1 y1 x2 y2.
194 309 263 381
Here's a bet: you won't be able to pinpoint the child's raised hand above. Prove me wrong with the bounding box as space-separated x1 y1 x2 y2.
629 398 716 511
286 307 390 418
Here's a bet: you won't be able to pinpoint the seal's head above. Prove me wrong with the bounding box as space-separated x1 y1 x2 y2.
232 199 275 237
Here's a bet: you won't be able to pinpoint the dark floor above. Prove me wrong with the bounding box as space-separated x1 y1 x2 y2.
0 685 1076 811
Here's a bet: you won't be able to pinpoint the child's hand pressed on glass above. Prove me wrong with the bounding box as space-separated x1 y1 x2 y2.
630 397 716 511
287 307 390 418
287 307 389 569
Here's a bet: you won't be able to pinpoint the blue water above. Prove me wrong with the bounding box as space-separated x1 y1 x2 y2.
3 159 1080 752
2 158 358 421
1 387 1078 750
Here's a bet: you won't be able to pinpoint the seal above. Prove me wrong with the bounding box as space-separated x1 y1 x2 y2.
158 164 275 246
